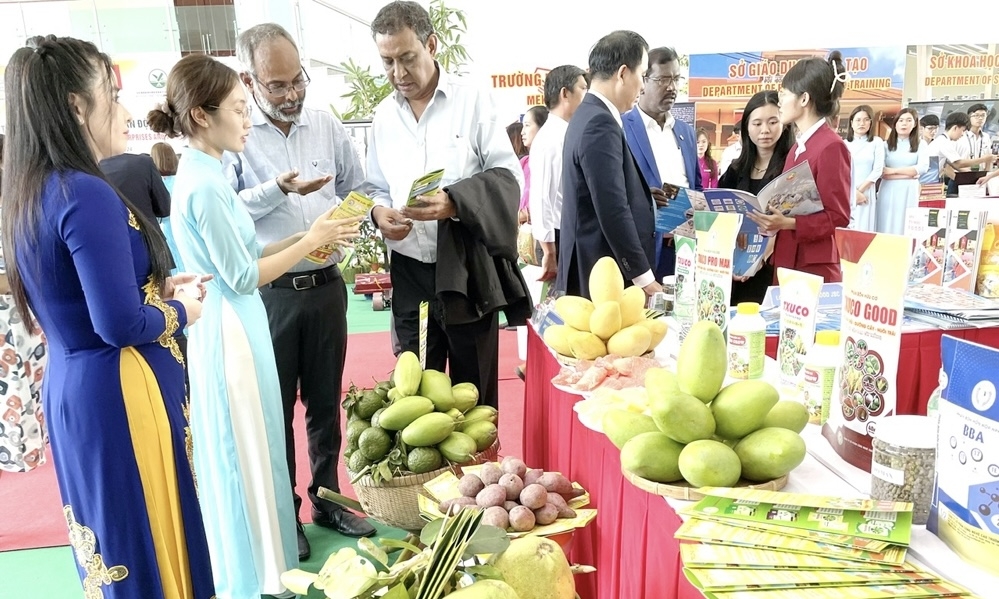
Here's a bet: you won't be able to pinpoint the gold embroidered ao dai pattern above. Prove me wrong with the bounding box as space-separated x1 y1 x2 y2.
64 505 128 598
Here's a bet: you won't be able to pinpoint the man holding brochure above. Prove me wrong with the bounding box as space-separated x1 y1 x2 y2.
225 23 373 554
365 1 528 410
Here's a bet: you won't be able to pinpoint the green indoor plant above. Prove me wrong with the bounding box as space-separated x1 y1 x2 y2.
332 0 471 121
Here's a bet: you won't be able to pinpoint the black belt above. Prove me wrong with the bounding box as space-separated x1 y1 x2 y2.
270 265 340 291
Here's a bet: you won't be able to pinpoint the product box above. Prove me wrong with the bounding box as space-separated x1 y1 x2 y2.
693 211 740 336
929 335 999 576
673 235 697 342
823 229 912 472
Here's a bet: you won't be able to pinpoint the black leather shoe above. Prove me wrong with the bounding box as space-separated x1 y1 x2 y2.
296 522 311 560
312 508 376 538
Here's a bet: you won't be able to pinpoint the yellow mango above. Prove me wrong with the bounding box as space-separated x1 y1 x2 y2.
542 324 577 357
589 301 622 340
589 257 624 304
606 324 652 357
569 331 607 360
634 318 667 351
619 286 647 327
553 295 594 332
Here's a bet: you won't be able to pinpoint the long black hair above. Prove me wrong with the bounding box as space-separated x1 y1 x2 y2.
2 35 173 328
729 90 796 183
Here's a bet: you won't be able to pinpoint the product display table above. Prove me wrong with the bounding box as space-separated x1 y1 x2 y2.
764 325 999 416
523 326 999 599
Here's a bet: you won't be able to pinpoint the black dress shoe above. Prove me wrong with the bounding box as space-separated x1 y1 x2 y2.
312 508 376 538
296 522 311 560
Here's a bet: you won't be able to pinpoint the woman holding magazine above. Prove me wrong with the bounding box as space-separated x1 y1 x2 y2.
720 91 795 304
747 52 851 284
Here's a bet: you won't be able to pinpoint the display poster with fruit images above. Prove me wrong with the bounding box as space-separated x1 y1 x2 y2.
929 335 999 576
775 268 823 388
674 235 697 342
694 212 741 336
942 210 985 292
823 229 913 472
904 207 949 286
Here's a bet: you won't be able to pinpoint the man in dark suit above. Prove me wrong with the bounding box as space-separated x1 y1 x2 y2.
622 46 701 281
99 152 172 223
556 30 662 300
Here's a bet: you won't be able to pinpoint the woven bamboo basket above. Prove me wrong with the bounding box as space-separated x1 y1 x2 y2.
623 467 788 501
349 439 501 532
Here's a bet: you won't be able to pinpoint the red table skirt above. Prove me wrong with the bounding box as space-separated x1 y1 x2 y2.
525 325 999 598
764 327 999 416
523 327 702 599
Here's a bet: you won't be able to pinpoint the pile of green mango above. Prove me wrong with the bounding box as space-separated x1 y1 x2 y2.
343 351 498 483
603 320 808 488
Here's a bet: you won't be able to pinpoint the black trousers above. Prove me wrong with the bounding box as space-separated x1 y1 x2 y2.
260 271 348 518
390 252 500 409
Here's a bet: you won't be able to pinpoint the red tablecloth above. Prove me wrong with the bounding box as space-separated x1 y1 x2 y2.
764 327 999 416
523 327 702 599
525 325 999 599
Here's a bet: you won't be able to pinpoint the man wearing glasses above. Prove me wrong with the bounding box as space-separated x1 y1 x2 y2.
622 46 701 281
956 103 995 174
225 23 374 560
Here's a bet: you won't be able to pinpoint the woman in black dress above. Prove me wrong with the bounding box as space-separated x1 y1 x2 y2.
719 90 795 304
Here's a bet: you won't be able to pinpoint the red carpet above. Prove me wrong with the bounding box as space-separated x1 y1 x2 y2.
0 328 524 551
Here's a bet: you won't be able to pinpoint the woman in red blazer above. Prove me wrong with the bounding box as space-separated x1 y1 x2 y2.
747 51 851 283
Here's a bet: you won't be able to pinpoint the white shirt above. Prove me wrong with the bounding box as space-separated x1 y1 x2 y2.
794 119 828 160
224 106 365 272
930 135 962 166
584 90 655 289
638 108 689 188
366 68 524 263
719 141 743 177
955 129 992 164
528 114 569 244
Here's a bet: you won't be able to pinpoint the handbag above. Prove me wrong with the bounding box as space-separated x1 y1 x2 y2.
517 223 539 266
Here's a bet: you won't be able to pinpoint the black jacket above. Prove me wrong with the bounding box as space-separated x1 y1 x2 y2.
438 168 532 326
556 94 656 298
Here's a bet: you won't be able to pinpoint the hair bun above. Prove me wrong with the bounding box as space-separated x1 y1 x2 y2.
146 105 179 139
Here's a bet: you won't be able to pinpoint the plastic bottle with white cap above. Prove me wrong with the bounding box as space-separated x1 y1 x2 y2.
727 302 766 379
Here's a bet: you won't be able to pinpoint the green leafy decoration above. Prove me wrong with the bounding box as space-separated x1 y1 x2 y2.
463 524 510 559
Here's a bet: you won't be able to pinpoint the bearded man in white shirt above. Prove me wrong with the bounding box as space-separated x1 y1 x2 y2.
366 1 529 410
528 65 589 282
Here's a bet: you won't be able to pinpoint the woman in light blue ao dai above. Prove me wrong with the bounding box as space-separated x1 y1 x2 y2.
846 105 884 232
877 108 928 235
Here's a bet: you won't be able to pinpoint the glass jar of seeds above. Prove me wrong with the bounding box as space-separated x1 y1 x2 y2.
870 415 937 525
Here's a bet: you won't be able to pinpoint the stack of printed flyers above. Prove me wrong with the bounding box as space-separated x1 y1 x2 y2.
676 487 978 598
903 283 999 330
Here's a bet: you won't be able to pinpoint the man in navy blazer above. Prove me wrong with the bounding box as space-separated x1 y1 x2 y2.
556 30 662 300
622 46 701 281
